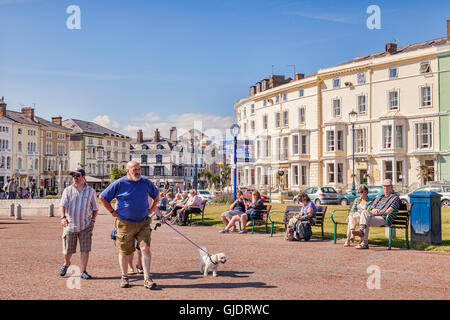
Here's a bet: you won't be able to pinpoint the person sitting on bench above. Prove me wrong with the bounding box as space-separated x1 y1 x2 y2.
285 192 317 240
344 185 370 247
178 189 202 226
352 179 400 250
222 190 264 234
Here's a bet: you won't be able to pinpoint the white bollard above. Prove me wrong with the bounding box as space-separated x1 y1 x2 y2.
15 204 22 220
49 204 54 217
9 203 15 217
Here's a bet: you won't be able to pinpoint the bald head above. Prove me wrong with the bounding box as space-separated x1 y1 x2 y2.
126 161 141 181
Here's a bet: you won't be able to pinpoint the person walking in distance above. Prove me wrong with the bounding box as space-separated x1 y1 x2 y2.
59 168 98 279
99 161 162 290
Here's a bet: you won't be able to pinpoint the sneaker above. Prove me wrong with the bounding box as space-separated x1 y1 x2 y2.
238 229 248 234
144 277 157 290
355 243 369 250
59 265 69 277
80 271 93 279
351 229 364 238
136 264 144 275
343 240 351 247
120 275 130 288
219 228 230 234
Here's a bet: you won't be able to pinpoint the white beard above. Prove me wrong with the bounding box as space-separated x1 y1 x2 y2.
129 173 141 182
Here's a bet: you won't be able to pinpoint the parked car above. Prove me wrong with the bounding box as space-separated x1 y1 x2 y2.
197 190 214 201
240 188 270 203
303 186 339 205
399 185 450 207
338 186 384 206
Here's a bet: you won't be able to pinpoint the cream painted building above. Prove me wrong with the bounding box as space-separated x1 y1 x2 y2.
235 27 449 193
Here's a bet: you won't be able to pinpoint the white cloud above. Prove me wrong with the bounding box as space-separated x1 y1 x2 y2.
91 115 121 130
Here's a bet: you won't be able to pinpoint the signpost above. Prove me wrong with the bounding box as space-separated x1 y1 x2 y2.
230 124 240 201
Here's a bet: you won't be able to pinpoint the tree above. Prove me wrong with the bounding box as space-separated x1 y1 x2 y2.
110 167 126 182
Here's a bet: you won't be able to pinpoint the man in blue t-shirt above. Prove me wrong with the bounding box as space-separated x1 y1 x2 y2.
99 161 161 290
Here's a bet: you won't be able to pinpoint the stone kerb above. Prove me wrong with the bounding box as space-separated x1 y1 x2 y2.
0 199 61 216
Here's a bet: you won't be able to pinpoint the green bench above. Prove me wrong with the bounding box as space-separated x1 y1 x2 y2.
330 202 411 250
269 205 327 239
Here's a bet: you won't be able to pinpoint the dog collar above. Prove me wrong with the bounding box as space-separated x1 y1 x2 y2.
208 254 218 265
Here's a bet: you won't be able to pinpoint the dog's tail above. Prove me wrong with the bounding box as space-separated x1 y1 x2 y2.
198 246 208 257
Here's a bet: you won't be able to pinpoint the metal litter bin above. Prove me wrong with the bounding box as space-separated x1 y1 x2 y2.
408 191 442 245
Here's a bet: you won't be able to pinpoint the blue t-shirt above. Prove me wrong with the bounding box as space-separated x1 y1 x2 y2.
100 176 159 222
301 201 317 219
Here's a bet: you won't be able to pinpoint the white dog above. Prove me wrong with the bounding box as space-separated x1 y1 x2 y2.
199 247 227 277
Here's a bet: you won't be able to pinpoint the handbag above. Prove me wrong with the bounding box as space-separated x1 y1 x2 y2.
110 227 117 241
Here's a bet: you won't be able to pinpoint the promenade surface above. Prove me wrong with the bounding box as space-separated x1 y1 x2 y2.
0 207 449 300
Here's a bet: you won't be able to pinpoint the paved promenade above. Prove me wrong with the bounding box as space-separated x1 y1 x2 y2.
0 207 448 300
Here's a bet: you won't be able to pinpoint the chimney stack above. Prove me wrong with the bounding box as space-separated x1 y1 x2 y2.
385 43 397 54
137 129 143 143
51 116 62 126
21 107 35 120
295 73 305 81
154 128 160 142
0 96 6 117
170 126 177 141
447 19 450 42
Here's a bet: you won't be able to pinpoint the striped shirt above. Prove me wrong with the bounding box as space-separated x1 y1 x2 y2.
60 184 98 232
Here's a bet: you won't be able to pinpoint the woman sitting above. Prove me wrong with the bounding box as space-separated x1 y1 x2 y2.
221 190 264 234
219 190 247 233
344 185 370 247
178 189 202 226
285 192 317 240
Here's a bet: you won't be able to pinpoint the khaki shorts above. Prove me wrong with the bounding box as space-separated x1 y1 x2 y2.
115 217 152 256
62 222 94 255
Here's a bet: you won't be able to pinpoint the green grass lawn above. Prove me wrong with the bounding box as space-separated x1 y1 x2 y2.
191 203 450 252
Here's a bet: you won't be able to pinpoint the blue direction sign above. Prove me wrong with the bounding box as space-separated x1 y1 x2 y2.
237 158 256 163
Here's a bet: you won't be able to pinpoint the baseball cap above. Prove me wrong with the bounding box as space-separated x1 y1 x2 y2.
69 168 86 176
382 179 392 186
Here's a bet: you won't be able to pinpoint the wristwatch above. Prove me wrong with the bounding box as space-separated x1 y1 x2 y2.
110 209 116 214
61 216 67 220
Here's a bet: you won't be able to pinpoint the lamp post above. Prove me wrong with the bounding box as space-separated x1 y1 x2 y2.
96 146 105 189
349 110 358 193
218 161 223 190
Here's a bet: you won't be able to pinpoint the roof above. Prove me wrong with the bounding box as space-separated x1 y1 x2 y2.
1 110 70 132
62 119 130 138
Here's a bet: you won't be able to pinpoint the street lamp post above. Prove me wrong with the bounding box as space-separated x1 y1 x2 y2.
219 162 223 190
349 110 358 193
96 146 105 189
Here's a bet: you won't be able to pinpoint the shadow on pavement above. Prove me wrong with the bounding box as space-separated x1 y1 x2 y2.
158 282 277 290
152 270 254 280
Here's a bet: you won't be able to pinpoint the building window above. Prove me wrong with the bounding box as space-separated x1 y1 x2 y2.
355 129 366 153
141 155 147 164
299 108 305 124
357 72 366 84
263 115 268 129
275 95 280 103
337 130 344 151
384 161 393 180
337 163 344 184
57 133 65 140
46 142 52 155
264 138 270 157
327 163 335 183
358 95 366 114
18 128 22 135
46 131 52 138
263 99 267 106
389 67 398 79
283 93 287 101
301 165 307 186
18 141 22 152
275 112 281 128
415 122 433 149
301 134 308 155
251 121 255 133
396 161 403 184
299 89 304 97
292 135 299 155
251 104 255 114
419 61 431 74
156 155 163 163
282 137 288 160
382 126 393 149
388 90 399 110
333 99 341 117
243 107 246 118
395 125 403 149
293 165 299 185
327 131 335 152
244 123 247 135
333 78 340 88
283 111 289 127
420 86 432 107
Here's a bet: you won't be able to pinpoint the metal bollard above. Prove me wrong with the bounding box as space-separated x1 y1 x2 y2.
15 204 22 220
9 203 15 217
49 203 54 217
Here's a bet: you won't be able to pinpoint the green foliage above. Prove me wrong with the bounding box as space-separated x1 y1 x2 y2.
110 167 126 182
209 194 234 205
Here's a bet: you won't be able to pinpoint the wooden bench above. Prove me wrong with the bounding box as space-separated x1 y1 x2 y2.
269 205 327 239
246 204 272 234
188 200 207 225
330 203 411 250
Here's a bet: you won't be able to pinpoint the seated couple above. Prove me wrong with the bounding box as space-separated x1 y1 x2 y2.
219 190 264 234
345 179 401 249
165 189 202 226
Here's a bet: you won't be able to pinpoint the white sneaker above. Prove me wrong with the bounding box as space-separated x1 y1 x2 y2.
219 228 230 234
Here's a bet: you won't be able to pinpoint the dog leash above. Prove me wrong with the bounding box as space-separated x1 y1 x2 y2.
153 213 217 264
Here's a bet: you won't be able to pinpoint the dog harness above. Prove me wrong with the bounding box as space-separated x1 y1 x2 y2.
208 254 218 265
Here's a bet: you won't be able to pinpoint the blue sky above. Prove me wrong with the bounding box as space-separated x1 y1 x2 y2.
1 0 449 137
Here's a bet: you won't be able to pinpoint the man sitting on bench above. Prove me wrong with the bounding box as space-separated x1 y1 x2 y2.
352 179 400 250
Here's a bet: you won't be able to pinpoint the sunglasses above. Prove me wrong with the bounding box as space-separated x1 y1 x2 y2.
72 174 81 178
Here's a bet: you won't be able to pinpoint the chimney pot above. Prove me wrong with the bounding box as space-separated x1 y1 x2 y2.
0 97 6 117
51 116 62 126
21 107 35 120
295 73 305 81
137 129 143 143
385 43 397 54
447 19 450 42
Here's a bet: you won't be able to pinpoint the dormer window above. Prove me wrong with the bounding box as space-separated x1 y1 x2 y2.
156 144 164 150
389 67 398 79
419 61 431 74
333 78 340 88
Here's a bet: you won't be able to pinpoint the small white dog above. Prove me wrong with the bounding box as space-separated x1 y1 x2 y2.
199 247 227 277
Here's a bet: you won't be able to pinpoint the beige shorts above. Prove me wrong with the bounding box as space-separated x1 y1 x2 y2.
62 222 94 255
115 217 152 256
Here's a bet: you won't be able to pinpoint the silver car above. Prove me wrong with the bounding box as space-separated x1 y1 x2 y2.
400 185 450 207
302 186 339 205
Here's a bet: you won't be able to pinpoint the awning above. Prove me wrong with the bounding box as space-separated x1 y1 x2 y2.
85 175 102 183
